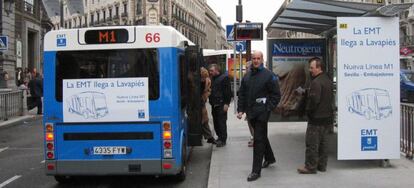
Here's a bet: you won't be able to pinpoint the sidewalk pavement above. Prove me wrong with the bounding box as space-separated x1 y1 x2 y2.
208 104 414 188
0 109 42 129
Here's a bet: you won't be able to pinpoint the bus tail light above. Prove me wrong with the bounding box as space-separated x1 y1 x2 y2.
46 143 54 150
46 133 54 141
47 152 54 159
163 131 171 140
164 149 173 158
45 123 54 132
164 140 172 149
47 164 55 170
163 162 172 169
163 121 171 131
162 121 172 158
45 123 55 160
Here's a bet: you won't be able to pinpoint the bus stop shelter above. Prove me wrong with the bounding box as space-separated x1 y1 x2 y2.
266 0 412 75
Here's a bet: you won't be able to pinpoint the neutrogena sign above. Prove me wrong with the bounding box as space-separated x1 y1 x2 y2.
272 43 323 56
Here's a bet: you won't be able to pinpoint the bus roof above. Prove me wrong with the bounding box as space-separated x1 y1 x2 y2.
44 26 195 51
203 49 243 57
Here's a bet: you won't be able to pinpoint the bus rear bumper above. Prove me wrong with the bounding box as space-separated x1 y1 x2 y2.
45 159 180 176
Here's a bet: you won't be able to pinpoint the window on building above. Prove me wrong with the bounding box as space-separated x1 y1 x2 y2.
69 21 72 28
116 6 119 16
123 2 128 14
85 0 87 7
97 12 100 23
163 0 168 15
103 10 106 22
91 14 94 24
109 8 112 18
85 15 88 25
137 0 142 15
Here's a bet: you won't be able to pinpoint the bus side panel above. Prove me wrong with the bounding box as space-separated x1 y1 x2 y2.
43 51 61 122
158 48 184 173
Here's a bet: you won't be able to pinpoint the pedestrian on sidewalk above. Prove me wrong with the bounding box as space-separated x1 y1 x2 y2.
200 67 216 144
28 72 43 115
208 64 232 147
242 61 255 147
237 50 281 182
297 57 334 174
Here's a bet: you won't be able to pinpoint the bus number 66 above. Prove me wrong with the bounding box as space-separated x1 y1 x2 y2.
145 33 160 43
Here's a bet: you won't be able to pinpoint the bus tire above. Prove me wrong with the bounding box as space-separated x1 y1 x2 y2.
54 175 72 184
175 143 187 181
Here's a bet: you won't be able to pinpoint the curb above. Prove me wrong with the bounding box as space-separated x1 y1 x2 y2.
0 115 41 129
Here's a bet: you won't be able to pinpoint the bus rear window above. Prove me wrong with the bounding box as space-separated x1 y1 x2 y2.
55 49 159 101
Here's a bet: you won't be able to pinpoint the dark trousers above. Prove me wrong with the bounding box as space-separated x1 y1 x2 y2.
211 105 227 143
305 124 329 170
34 97 42 114
251 118 275 174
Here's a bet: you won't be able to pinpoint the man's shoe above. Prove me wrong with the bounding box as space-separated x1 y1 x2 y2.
247 172 260 182
317 166 326 172
207 138 217 144
216 140 225 147
297 167 317 174
262 160 276 168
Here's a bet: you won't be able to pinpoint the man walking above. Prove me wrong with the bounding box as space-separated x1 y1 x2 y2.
297 57 334 174
237 51 281 181
28 72 43 115
209 64 232 147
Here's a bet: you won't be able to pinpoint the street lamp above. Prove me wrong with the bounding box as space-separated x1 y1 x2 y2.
4 0 14 16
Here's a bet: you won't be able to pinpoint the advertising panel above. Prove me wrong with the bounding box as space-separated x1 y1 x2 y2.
337 17 400 159
63 78 149 122
267 38 326 121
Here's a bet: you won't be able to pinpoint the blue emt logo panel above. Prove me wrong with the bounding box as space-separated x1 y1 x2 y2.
57 34 66 47
361 129 378 151
138 109 145 119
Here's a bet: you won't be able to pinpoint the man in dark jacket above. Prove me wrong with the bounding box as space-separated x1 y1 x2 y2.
208 64 232 147
237 51 281 181
28 72 43 115
297 57 333 174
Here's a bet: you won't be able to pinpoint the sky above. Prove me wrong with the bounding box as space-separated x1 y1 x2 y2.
206 0 284 59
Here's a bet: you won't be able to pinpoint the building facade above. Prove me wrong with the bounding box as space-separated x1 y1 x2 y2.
0 0 50 89
50 0 231 48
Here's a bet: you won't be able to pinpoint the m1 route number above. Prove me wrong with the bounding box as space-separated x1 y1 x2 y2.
145 33 160 43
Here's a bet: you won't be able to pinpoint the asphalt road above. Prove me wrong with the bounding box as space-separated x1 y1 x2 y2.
0 118 212 188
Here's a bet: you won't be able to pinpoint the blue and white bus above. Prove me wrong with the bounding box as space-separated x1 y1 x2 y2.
43 26 203 183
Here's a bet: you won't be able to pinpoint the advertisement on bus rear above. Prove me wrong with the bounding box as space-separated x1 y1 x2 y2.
63 78 149 122
337 17 400 160
267 38 326 121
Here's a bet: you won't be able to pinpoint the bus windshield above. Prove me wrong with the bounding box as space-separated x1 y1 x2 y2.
55 49 159 101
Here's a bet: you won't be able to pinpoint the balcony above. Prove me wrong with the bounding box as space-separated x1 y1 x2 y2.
401 35 414 47
121 12 128 17
24 2 34 14
113 15 119 19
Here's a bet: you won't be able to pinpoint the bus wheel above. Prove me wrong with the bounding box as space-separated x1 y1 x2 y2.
54 175 72 184
175 143 187 181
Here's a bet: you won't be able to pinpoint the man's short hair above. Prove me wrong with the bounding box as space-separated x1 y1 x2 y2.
308 57 325 71
208 64 221 73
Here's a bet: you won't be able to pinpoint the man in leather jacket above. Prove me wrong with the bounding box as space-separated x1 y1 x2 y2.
208 64 232 147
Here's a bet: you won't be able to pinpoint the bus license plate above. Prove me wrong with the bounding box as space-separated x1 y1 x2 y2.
93 146 127 155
